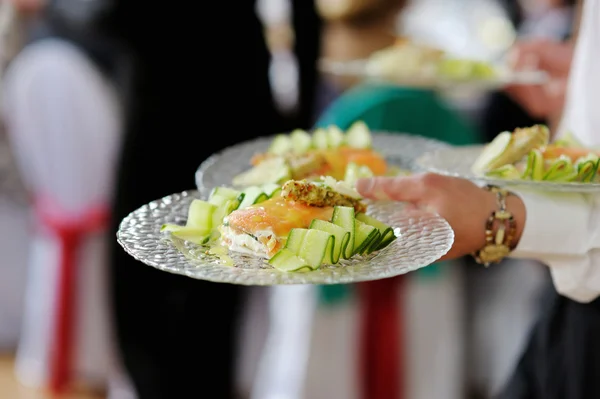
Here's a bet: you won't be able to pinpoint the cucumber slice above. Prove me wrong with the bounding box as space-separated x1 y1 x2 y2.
345 121 372 149
543 156 576 181
261 183 282 198
160 199 218 244
296 229 334 269
326 125 345 148
212 199 239 228
172 230 212 245
553 131 582 148
471 131 512 173
186 200 217 230
576 159 599 182
312 128 329 149
575 156 600 182
330 206 355 259
269 248 312 272
232 156 291 187
209 186 241 202
484 164 520 180
290 129 312 154
356 213 396 252
237 186 265 209
285 228 309 254
268 134 292 154
522 149 544 180
354 219 379 255
160 225 211 244
309 219 351 263
344 162 374 185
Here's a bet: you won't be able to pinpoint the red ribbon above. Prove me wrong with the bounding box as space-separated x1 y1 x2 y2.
34 196 109 394
359 276 404 399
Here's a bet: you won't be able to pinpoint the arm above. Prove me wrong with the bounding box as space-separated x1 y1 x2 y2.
509 189 600 303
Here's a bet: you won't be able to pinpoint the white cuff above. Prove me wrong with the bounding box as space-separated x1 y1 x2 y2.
509 188 591 258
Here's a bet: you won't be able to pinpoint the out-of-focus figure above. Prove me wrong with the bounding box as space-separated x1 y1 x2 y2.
1 0 133 396
469 1 578 397
0 0 29 354
103 1 321 398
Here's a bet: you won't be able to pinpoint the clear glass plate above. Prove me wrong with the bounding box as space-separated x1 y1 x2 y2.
416 145 600 193
195 132 450 195
116 191 454 286
318 58 548 91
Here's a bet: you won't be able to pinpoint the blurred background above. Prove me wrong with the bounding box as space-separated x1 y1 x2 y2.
0 0 575 398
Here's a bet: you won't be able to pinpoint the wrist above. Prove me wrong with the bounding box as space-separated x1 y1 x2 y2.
506 193 526 248
472 186 524 266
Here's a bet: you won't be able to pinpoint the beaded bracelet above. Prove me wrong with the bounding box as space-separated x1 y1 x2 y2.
472 185 517 267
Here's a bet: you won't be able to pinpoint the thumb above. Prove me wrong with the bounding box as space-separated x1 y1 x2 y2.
355 175 425 202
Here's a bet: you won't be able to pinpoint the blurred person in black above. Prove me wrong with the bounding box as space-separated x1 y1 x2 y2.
101 1 321 398
479 0 577 141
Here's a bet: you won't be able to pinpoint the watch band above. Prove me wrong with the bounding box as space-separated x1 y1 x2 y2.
472 185 517 267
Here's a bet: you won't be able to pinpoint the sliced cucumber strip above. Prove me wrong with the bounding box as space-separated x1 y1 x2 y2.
543 156 576 181
330 206 355 258
186 200 217 230
232 156 291 188
268 134 292 154
290 129 312 154
522 149 544 180
356 213 396 252
261 183 282 198
485 164 520 180
576 160 598 182
160 199 219 244
160 224 211 244
471 131 512 173
344 162 374 185
209 186 241 202
269 248 312 272
173 229 212 245
237 186 265 209
312 128 329 149
285 228 309 254
212 199 239 228
576 157 600 182
345 121 372 149
326 125 345 148
309 219 351 263
353 219 379 255
296 229 334 269
553 131 582 148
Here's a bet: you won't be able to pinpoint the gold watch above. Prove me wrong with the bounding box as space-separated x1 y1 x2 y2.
472 185 517 267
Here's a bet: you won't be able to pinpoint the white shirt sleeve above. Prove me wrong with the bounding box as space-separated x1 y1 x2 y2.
509 188 600 303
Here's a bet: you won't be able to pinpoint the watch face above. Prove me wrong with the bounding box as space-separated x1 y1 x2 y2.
480 244 510 262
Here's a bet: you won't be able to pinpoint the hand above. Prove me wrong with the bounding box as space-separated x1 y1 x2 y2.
504 39 574 122
356 173 526 261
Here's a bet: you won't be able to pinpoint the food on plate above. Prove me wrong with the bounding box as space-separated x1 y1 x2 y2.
365 38 497 82
472 125 600 183
161 178 396 272
232 121 389 188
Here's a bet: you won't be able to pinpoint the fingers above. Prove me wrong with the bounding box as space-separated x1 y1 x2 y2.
508 38 572 75
355 173 442 202
505 75 568 119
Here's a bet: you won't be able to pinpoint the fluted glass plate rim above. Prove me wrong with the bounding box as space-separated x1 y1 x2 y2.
195 131 451 196
416 145 600 193
116 190 454 286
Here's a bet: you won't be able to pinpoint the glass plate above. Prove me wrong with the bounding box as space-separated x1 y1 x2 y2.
195 132 449 195
416 145 600 193
116 190 454 286
318 59 548 91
